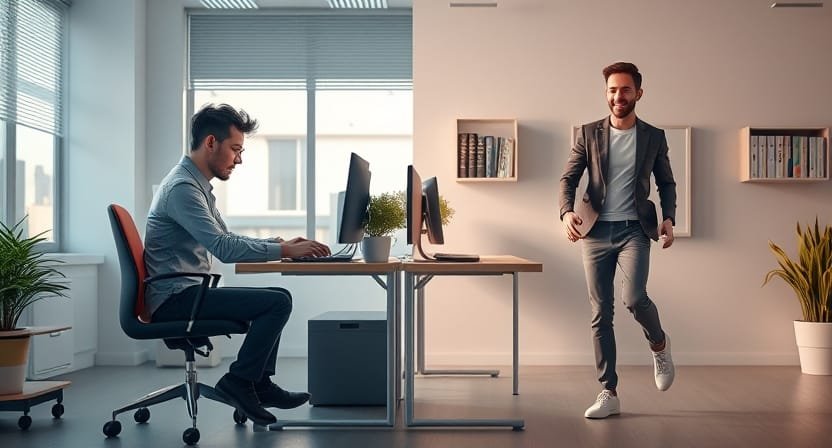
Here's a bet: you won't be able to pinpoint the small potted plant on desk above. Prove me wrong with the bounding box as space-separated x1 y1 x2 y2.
0 218 68 394
362 192 406 263
763 218 832 375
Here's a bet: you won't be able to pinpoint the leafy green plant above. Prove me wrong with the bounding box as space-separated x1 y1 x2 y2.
763 218 832 323
365 191 457 238
0 218 68 331
365 192 406 237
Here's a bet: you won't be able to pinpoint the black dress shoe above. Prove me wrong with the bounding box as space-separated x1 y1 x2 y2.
216 374 277 426
255 379 311 409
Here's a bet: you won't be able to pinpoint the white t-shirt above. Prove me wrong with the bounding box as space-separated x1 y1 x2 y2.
599 126 639 221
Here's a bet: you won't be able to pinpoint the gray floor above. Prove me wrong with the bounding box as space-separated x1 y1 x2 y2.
1 359 830 448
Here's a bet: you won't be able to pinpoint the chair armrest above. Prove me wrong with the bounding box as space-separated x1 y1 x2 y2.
144 272 213 333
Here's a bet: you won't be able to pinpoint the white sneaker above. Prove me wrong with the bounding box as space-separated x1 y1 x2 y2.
652 334 675 391
584 389 620 419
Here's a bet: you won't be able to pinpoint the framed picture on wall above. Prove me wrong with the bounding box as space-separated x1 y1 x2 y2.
569 124 692 237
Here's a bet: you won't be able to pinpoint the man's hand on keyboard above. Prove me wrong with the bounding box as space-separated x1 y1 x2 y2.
280 237 331 259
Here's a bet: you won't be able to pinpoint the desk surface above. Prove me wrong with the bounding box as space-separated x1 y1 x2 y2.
236 259 401 274
403 255 543 274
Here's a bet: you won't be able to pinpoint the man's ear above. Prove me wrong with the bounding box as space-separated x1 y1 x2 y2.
636 89 643 101
205 135 216 151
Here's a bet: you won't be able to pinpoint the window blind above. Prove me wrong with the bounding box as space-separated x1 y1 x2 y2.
189 12 412 90
0 0 66 136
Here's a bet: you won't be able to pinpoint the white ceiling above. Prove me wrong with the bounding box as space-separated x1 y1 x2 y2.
183 0 412 8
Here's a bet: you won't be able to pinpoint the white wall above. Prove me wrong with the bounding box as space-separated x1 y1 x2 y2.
69 0 832 366
66 0 149 365
413 0 832 366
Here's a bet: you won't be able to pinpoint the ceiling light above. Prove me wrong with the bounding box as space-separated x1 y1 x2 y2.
449 1 498 7
770 2 823 7
200 0 259 9
327 0 389 8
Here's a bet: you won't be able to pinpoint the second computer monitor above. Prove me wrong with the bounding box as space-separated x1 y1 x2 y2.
406 164 443 246
338 153 371 244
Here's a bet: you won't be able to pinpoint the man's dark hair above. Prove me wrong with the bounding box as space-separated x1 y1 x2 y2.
602 62 642 90
190 103 259 151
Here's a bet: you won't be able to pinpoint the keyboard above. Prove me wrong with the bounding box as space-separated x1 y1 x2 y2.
289 254 355 263
433 252 480 262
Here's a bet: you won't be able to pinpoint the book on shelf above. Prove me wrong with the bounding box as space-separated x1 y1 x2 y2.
484 135 497 177
750 135 758 178
766 136 776 178
458 133 469 178
475 136 486 177
467 133 477 177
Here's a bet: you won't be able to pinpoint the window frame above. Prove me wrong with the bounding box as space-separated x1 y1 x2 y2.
0 0 67 252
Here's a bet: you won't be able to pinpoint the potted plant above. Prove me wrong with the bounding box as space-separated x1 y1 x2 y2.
362 192 406 262
763 218 832 375
0 218 68 394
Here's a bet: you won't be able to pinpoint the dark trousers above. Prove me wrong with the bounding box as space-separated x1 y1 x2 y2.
581 220 666 390
153 286 293 382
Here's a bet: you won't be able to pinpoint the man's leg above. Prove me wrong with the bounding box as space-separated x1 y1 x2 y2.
617 222 674 391
153 286 292 424
582 222 622 418
582 222 620 391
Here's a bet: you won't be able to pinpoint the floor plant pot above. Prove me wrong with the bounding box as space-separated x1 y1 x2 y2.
0 330 32 395
794 321 832 375
362 236 392 263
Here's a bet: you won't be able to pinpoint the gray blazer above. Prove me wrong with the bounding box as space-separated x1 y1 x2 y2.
558 116 676 241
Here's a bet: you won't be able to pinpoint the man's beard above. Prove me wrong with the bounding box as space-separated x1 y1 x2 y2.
609 100 636 119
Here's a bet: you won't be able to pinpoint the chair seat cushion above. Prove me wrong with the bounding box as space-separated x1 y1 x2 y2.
123 319 249 341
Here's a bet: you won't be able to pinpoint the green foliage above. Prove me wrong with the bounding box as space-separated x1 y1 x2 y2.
763 218 832 323
438 195 455 227
0 218 68 330
366 192 406 237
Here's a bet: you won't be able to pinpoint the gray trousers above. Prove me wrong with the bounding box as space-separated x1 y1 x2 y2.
153 286 293 382
581 220 666 390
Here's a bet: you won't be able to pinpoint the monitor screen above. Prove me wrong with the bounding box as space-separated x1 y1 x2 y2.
421 176 445 244
406 165 422 246
338 153 371 244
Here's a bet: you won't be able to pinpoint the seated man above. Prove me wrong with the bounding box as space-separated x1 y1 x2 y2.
144 103 331 426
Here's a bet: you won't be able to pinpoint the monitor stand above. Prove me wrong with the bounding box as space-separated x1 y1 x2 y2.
414 234 479 262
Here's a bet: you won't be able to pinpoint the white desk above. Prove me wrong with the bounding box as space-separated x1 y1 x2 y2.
401 256 543 429
235 259 401 429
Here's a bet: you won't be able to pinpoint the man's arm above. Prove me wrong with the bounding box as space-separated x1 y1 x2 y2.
166 183 283 263
559 127 589 220
653 129 677 226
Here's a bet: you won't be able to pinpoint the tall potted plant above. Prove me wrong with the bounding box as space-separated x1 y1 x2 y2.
0 218 68 394
763 218 832 375
362 192 406 263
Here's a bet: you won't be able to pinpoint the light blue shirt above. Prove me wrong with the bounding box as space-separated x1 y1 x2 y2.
144 155 283 316
599 126 639 221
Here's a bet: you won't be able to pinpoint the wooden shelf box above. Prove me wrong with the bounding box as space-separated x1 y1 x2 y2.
741 127 829 183
456 118 518 182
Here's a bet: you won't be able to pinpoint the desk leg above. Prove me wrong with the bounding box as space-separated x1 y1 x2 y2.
513 272 519 396
387 270 396 426
404 272 415 426
416 277 500 378
405 272 524 430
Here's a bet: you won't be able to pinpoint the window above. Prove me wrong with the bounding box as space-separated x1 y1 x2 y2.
0 0 67 248
268 138 306 212
188 12 412 247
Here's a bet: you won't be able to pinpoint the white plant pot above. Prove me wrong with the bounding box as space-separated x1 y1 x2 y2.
0 335 31 395
794 321 832 375
362 236 392 263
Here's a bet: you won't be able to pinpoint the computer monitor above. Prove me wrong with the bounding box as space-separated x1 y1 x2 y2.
338 153 371 244
406 165 478 262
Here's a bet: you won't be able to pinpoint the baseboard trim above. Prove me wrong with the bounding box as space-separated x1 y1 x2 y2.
95 349 149 366
425 351 800 366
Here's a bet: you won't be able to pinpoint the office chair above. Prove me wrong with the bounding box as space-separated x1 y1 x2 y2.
104 204 250 446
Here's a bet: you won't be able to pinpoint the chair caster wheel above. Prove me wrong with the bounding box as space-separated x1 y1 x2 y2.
52 403 65 419
134 407 150 423
18 415 32 430
103 420 122 437
233 409 247 425
183 427 200 445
